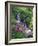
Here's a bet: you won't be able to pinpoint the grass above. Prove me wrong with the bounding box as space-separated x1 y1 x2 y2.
11 31 27 39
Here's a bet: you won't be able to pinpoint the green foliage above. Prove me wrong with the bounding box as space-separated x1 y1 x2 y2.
10 6 33 39
11 31 27 39
11 6 33 29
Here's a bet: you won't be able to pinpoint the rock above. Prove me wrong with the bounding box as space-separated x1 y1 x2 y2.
24 29 33 37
